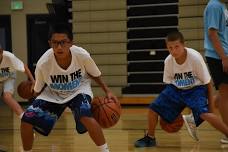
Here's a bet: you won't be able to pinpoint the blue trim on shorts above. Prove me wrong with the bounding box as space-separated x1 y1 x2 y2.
149 84 208 126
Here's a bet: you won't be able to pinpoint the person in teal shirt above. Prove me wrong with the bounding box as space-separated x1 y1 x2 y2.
204 0 228 144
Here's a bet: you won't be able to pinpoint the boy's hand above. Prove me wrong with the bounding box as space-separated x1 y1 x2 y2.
106 91 120 107
30 81 35 93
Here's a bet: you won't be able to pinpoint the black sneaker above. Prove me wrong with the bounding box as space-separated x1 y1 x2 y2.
134 135 156 147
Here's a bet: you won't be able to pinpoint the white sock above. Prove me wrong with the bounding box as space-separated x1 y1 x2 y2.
98 143 109 152
19 112 24 119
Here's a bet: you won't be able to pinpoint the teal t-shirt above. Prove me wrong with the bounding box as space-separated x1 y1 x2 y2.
204 0 228 59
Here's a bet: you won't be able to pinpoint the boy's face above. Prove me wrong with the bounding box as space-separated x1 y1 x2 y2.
166 40 185 59
49 33 72 59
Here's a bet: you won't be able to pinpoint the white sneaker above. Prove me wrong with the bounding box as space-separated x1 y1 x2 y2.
183 114 199 141
221 136 228 144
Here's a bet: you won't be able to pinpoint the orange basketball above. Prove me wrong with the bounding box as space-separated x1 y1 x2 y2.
17 80 33 99
92 96 121 128
160 114 184 133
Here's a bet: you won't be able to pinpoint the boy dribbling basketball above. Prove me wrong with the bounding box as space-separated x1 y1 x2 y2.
0 44 35 118
20 23 118 152
134 31 228 147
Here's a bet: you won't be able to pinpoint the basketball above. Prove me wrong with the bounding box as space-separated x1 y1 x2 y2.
91 96 121 128
17 80 33 99
160 114 184 133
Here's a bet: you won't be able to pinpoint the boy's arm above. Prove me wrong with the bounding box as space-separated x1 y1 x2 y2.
207 80 214 113
208 29 228 73
24 64 35 82
23 64 36 95
89 75 119 104
83 56 119 103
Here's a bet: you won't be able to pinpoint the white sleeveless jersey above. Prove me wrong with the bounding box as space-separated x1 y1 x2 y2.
0 51 25 81
34 45 101 104
163 47 211 89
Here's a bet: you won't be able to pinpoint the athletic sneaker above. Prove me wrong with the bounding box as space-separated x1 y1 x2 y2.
220 136 228 144
134 134 156 147
183 114 199 141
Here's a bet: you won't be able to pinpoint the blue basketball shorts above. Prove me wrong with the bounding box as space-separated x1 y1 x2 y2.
21 93 92 136
149 84 209 126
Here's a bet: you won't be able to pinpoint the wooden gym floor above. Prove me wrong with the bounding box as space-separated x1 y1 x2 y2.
0 102 228 152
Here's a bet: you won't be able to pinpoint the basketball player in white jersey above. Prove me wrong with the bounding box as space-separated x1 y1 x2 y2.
20 23 118 152
0 44 34 152
0 44 34 118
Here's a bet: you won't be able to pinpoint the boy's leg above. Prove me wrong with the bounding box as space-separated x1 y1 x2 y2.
206 57 228 143
134 85 185 148
184 85 228 142
218 84 228 126
206 57 228 126
21 121 34 151
21 99 65 151
200 113 228 143
212 85 228 143
147 109 158 137
69 94 109 152
201 113 228 144
134 109 157 147
80 117 106 146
